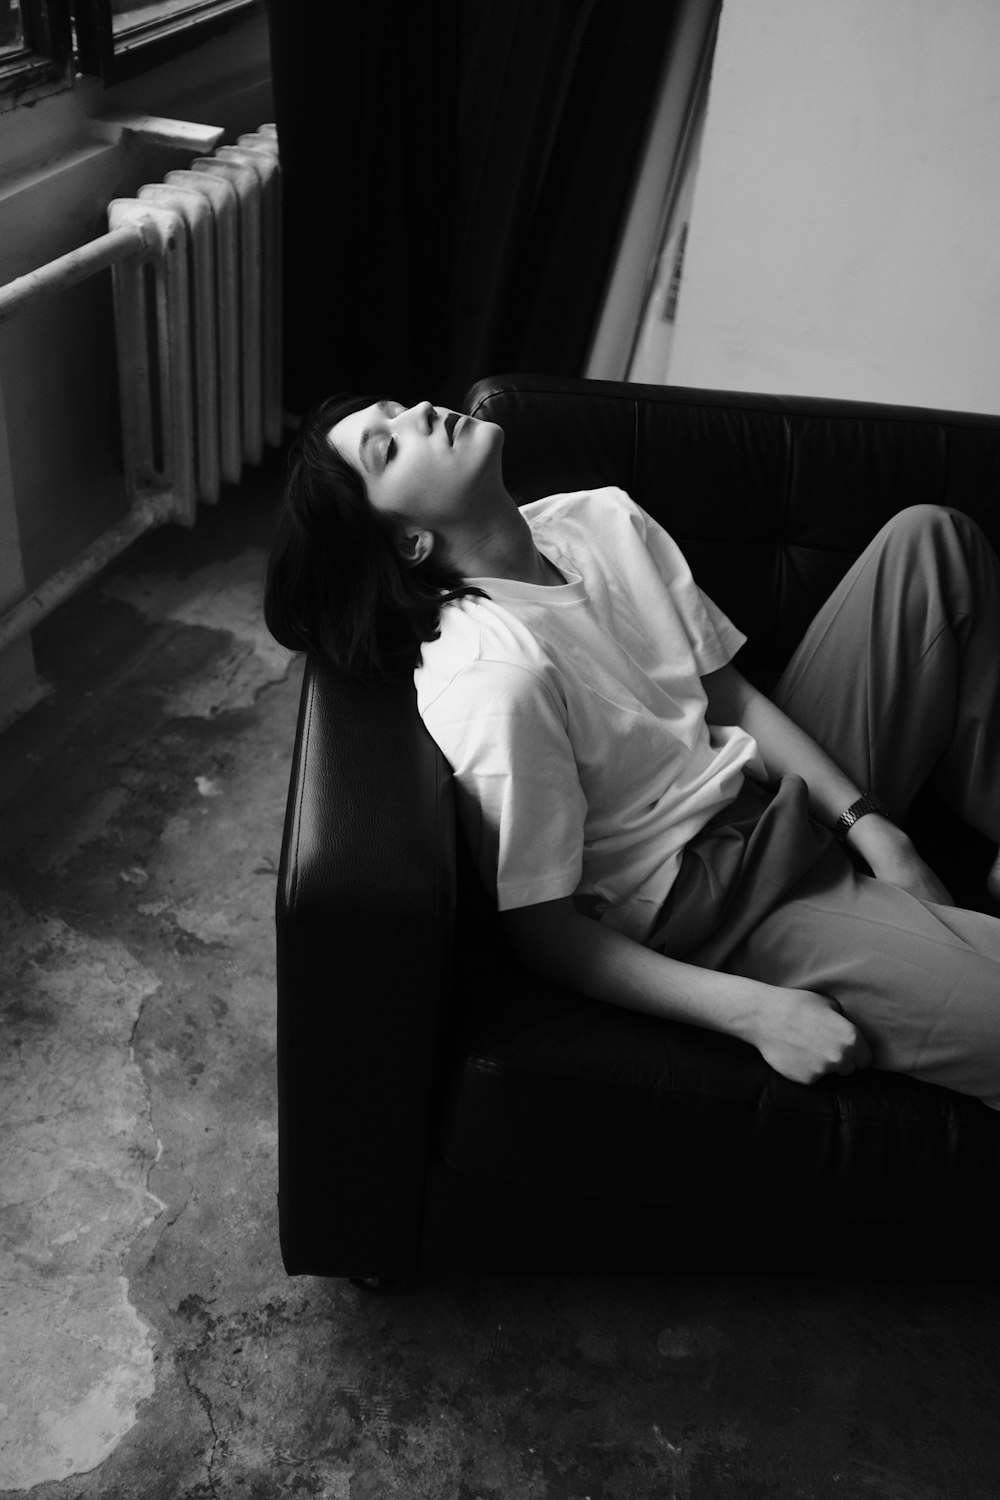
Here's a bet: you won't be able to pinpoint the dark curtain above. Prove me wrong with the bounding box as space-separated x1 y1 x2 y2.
266 0 679 415
266 0 461 413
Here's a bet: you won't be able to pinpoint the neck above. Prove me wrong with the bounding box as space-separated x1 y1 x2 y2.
443 489 559 586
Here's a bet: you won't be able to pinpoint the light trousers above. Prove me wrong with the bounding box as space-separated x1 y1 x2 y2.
652 504 1000 1107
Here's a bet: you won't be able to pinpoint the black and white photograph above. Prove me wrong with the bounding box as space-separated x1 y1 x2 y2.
2 3 1000 1497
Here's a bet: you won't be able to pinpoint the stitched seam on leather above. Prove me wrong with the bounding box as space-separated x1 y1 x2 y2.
433 748 450 981
782 413 793 527
939 424 951 504
468 380 1000 435
462 1055 992 1128
289 667 315 914
631 396 639 498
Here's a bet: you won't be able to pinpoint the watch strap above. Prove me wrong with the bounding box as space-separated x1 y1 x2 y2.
833 791 890 842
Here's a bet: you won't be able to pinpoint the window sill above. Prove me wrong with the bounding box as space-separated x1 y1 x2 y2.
0 51 73 113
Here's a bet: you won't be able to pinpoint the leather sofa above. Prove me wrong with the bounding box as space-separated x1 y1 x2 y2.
275 374 1000 1285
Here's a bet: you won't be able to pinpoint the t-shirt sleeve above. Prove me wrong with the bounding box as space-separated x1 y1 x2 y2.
628 496 747 672
694 587 747 672
420 657 587 910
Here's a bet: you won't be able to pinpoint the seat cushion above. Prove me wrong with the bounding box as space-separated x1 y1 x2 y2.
437 978 1000 1228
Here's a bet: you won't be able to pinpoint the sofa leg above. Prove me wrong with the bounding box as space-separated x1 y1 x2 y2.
349 1273 418 1295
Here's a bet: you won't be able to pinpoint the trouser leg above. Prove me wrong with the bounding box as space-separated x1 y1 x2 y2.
727 847 1000 1107
714 505 1000 1103
658 505 1000 1102
658 774 1000 1104
771 504 1000 839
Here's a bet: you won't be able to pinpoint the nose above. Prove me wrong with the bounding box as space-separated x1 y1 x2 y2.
407 400 436 432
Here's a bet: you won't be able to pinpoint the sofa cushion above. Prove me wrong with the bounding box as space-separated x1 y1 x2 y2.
438 978 1000 1228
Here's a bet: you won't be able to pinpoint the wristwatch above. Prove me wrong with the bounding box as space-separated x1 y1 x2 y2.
833 791 890 842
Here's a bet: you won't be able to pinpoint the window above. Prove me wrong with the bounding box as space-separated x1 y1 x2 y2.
0 0 72 104
75 0 261 83
0 0 259 100
1 2 27 56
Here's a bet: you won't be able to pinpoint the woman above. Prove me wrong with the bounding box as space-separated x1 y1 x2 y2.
265 394 1000 1106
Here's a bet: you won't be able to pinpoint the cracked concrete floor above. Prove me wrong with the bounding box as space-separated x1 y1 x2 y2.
3 454 1000 1500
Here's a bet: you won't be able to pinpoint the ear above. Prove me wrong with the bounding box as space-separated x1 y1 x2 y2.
393 526 435 569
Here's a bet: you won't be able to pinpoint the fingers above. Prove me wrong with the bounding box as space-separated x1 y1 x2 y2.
852 1029 874 1070
828 1008 872 1073
834 1029 872 1074
808 992 871 1073
754 987 874 1084
765 989 873 1082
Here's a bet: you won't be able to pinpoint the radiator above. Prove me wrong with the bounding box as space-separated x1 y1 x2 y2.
0 117 281 658
107 123 282 524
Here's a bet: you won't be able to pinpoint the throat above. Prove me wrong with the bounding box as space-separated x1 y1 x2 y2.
503 545 564 587
452 516 564 586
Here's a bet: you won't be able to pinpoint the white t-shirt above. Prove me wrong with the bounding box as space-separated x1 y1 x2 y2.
415 487 763 942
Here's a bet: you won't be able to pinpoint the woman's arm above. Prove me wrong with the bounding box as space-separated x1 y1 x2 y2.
501 896 871 1084
701 663 953 904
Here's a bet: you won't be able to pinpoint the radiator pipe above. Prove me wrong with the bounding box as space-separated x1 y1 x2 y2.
0 224 150 327
0 491 177 654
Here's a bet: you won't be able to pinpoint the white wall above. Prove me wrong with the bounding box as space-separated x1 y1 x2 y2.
667 0 1000 413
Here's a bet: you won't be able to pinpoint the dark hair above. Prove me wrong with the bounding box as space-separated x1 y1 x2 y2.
264 392 486 679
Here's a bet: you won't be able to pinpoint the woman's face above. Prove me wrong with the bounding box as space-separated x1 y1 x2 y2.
328 400 503 529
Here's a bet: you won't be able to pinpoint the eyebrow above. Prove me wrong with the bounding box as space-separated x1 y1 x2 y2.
358 399 395 475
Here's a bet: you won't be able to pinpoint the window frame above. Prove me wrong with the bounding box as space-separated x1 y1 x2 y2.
0 0 262 102
74 0 261 84
0 0 73 108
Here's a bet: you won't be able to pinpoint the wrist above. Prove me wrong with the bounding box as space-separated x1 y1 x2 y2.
733 977 789 1047
843 813 912 873
832 791 891 843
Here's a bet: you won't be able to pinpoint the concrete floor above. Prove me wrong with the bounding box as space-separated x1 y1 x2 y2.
2 455 1000 1500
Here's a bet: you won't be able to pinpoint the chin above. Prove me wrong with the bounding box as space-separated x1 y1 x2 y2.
475 416 504 447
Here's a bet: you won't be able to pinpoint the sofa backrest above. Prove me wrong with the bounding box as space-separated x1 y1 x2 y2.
466 375 1000 687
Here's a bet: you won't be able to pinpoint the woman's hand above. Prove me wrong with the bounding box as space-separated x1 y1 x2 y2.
503 896 873 1088
699 667 955 907
845 815 954 905
874 847 954 905
749 986 872 1085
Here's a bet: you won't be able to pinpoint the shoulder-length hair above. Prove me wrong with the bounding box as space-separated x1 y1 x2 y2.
264 393 486 679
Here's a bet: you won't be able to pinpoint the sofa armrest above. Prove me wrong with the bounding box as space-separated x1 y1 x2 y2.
275 654 456 1278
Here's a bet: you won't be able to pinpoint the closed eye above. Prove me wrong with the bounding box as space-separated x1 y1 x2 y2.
378 401 403 467
360 400 404 474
